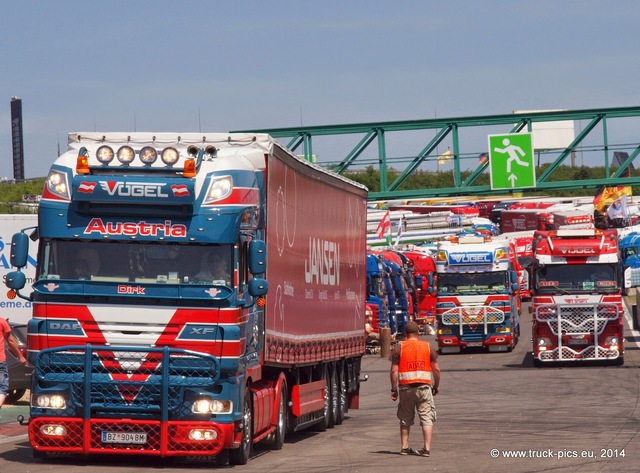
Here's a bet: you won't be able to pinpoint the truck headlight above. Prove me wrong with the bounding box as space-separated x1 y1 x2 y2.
192 398 233 414
46 170 70 200
205 176 233 202
32 394 67 409
537 337 552 350
604 336 619 349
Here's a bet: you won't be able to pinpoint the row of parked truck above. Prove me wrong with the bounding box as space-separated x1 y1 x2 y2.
0 131 629 467
366 213 626 367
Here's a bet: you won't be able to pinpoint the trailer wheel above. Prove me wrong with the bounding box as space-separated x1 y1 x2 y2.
315 366 330 431
335 362 347 425
328 364 339 428
229 388 253 465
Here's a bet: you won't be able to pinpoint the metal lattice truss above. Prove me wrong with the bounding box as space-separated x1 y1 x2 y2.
441 306 505 335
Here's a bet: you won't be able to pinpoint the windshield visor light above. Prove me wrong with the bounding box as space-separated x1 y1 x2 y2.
96 145 115 164
206 176 233 202
40 424 68 437
46 171 70 200
139 146 158 164
192 398 233 414
161 147 180 165
33 393 67 409
117 145 135 164
436 251 447 262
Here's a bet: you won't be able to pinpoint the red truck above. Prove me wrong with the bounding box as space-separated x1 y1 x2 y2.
5 132 368 464
403 250 437 331
552 209 594 228
513 236 533 300
500 208 554 234
531 227 624 366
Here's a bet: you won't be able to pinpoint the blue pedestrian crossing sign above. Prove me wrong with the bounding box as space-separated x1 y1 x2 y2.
488 133 536 190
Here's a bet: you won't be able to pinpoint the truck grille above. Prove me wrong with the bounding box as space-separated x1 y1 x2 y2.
441 306 505 336
534 303 621 362
33 345 220 419
534 303 619 336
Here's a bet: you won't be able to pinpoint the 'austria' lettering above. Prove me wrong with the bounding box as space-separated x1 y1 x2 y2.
84 218 187 237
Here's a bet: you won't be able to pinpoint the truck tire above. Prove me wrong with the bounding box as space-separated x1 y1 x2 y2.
315 366 330 431
268 386 287 450
229 388 253 465
335 362 347 425
328 364 339 428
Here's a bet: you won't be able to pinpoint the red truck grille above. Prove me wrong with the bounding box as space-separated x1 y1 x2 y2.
30 418 225 456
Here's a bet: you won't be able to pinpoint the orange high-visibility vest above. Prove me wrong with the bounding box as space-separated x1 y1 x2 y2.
398 339 432 385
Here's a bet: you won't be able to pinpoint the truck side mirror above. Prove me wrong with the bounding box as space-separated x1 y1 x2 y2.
5 271 26 290
248 240 266 276
10 232 30 268
249 278 268 297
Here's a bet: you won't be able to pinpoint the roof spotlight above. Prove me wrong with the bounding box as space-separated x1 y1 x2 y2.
96 146 115 164
139 146 158 164
117 146 135 164
161 147 180 165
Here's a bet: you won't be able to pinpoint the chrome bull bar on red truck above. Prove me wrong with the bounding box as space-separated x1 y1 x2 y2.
533 302 622 363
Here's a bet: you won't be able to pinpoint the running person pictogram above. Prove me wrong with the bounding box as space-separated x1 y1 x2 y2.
493 138 530 173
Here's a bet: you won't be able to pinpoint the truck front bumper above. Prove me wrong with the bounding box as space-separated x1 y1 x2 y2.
29 417 237 457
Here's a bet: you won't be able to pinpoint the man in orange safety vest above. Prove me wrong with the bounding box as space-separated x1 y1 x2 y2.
390 321 440 457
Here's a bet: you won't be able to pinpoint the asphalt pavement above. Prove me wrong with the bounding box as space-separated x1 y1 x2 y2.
1 302 638 472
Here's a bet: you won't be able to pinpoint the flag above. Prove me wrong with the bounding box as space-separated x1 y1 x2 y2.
607 195 629 221
376 210 391 244
394 215 405 247
437 149 453 165
594 186 632 213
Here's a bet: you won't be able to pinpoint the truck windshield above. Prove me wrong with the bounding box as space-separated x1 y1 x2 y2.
437 271 508 294
534 263 618 293
37 240 234 286
371 276 386 298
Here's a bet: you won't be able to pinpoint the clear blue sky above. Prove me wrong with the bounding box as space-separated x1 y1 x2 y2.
1 0 639 179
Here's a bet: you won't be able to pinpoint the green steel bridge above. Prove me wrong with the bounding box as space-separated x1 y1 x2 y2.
236 106 640 201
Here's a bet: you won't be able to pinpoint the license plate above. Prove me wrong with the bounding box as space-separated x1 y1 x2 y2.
467 342 483 347
101 431 148 444
568 339 588 345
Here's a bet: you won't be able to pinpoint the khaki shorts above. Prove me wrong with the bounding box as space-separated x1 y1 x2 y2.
397 385 437 427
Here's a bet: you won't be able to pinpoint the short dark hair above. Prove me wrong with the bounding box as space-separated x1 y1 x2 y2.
405 321 420 335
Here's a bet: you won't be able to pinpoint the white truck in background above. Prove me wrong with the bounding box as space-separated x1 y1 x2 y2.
0 214 37 324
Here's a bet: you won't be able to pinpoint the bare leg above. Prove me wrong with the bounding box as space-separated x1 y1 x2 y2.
422 424 433 450
400 425 411 449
